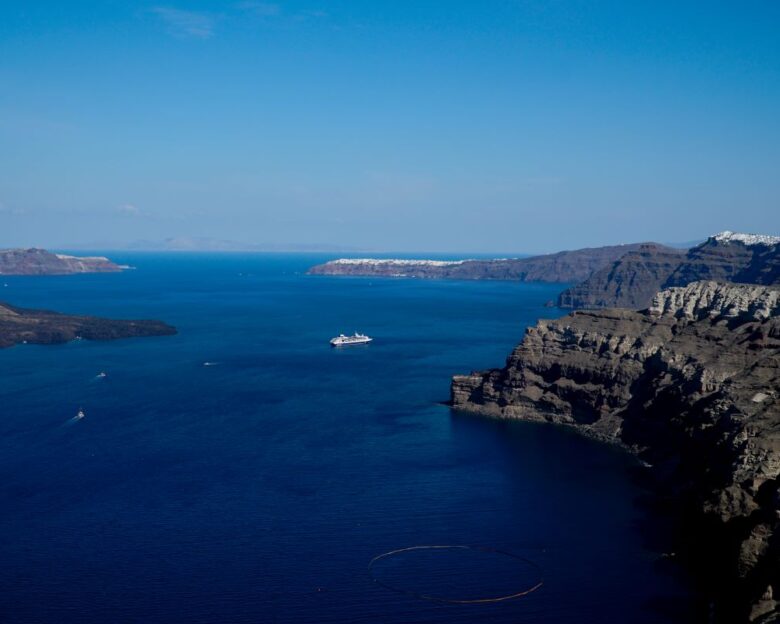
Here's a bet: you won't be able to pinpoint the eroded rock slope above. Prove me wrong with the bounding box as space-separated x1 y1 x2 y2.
452 281 780 622
559 232 780 310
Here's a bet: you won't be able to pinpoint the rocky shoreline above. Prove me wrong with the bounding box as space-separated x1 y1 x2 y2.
451 281 780 622
0 302 176 348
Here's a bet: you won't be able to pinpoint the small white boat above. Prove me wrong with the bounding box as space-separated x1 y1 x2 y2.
75 408 85 420
330 332 373 346
96 371 107 379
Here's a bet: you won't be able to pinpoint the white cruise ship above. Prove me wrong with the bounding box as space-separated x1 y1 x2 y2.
330 332 373 346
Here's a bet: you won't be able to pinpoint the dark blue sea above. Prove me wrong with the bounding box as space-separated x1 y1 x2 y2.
0 253 698 623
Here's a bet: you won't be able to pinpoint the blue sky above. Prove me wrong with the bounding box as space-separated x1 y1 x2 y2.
1 1 779 253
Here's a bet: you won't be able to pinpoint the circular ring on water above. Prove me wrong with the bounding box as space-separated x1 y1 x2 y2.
367 545 543 604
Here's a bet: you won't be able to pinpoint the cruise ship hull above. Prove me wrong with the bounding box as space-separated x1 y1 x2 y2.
330 335 373 346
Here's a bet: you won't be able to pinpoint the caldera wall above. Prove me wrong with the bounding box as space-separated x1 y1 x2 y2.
452 281 780 622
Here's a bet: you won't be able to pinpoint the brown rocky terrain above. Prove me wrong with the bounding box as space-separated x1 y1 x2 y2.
556 243 686 309
307 242 663 283
559 232 780 310
667 234 780 288
0 302 176 348
451 281 780 622
0 248 124 275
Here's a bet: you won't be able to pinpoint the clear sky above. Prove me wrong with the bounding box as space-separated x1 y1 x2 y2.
1 1 779 253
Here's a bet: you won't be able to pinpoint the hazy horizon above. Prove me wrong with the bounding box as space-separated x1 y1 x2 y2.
13 234 705 257
2 2 779 253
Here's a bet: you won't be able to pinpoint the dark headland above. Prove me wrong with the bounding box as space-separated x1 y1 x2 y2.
0 248 174 348
0 302 176 348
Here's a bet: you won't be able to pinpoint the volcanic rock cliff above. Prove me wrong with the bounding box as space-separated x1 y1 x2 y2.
0 248 124 275
667 233 780 288
307 242 663 283
451 281 780 622
556 243 686 309
559 232 780 310
0 302 176 348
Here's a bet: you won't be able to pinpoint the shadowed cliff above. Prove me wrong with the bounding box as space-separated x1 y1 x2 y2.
559 232 780 310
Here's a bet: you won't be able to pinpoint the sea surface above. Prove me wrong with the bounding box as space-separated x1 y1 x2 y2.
0 253 698 623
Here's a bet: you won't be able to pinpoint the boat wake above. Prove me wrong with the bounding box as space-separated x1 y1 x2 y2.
65 408 86 425
368 545 543 604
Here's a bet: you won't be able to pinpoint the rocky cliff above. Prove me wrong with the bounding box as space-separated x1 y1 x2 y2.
452 281 780 622
556 244 686 309
0 248 124 275
307 243 660 283
667 232 780 288
0 302 176 348
559 232 780 310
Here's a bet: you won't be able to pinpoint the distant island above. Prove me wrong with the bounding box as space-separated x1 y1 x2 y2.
0 302 176 348
309 231 780 311
452 280 780 622
0 248 175 348
308 242 667 283
0 248 125 275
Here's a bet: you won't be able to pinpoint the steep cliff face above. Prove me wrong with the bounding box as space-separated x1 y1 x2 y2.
559 232 780 310
307 242 658 283
452 281 780 622
0 248 123 275
556 244 685 309
649 281 780 320
667 233 780 288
